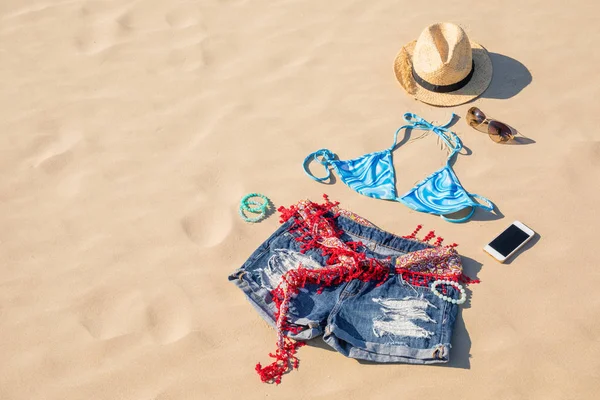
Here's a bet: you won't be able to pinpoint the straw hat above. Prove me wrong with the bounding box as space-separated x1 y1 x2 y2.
394 22 493 106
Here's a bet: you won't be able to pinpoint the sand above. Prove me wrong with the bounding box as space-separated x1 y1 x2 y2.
0 0 599 399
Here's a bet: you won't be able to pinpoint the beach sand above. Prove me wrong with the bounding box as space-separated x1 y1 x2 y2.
0 0 599 399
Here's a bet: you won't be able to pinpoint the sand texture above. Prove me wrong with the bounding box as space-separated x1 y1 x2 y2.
1 0 599 399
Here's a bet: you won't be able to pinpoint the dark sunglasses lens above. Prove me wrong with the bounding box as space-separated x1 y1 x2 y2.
488 121 513 142
468 107 486 125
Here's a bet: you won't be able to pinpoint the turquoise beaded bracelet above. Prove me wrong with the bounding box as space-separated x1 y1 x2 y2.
240 193 269 213
239 193 271 223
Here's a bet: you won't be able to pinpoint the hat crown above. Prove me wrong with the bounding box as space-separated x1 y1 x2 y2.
413 23 473 86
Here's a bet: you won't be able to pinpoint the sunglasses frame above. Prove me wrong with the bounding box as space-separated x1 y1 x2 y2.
466 107 515 143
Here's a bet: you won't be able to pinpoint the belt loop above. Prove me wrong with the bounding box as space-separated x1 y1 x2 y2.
388 256 397 275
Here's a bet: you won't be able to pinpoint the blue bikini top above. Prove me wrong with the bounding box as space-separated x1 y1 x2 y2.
302 113 494 223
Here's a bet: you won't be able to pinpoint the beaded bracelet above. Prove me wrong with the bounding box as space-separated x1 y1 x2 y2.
430 279 467 305
239 193 271 223
240 193 269 214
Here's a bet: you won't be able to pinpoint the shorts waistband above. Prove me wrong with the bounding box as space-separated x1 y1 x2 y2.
284 197 465 278
334 214 433 255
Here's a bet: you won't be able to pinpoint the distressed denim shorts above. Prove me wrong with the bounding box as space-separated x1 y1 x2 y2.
229 198 470 382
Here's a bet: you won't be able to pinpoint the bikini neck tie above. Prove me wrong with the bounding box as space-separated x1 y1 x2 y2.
402 112 455 133
396 112 462 156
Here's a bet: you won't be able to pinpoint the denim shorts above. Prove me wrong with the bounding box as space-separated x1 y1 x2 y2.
229 199 467 381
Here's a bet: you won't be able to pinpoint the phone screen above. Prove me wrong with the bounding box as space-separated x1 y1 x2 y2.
489 224 530 257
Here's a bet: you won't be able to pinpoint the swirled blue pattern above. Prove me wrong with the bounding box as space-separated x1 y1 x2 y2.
302 113 495 223
331 150 397 200
399 166 475 213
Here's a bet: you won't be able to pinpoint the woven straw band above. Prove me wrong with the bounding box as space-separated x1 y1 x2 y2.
412 60 475 93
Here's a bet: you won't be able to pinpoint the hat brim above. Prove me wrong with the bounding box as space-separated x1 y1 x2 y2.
394 40 493 107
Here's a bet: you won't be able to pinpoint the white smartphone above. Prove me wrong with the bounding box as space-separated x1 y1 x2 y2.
483 221 535 263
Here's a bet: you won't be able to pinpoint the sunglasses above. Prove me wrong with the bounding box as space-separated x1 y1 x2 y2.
466 107 515 143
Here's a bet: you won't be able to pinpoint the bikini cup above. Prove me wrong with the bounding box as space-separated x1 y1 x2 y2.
303 113 494 223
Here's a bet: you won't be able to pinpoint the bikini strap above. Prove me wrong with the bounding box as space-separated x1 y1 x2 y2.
441 207 476 223
469 193 494 211
303 149 336 182
390 113 463 159
441 194 495 223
